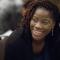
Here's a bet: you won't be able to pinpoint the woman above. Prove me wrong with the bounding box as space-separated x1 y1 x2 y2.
5 0 60 60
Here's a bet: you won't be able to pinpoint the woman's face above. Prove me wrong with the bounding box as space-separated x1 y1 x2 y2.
30 8 55 41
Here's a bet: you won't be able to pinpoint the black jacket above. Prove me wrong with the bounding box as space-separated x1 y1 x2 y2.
5 29 60 60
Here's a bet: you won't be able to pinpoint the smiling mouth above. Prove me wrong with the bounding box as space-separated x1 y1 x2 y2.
32 30 44 36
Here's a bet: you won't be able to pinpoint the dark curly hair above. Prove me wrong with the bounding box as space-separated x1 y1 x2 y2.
21 0 60 42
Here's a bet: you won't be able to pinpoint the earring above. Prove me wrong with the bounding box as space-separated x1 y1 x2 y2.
52 29 53 37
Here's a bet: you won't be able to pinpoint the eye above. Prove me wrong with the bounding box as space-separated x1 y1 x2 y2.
32 17 38 22
41 20 49 25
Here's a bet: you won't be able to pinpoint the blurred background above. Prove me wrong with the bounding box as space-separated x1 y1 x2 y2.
0 0 60 40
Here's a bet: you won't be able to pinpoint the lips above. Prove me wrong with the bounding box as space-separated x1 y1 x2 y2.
32 30 44 36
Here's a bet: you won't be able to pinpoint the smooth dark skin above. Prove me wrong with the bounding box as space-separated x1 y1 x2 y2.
30 8 55 53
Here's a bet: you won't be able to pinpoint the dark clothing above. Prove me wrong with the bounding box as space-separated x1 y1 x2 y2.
0 29 22 60
5 29 60 60
33 43 49 60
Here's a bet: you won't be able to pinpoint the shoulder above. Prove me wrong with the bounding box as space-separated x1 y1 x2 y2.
5 28 31 52
52 36 60 56
5 29 26 60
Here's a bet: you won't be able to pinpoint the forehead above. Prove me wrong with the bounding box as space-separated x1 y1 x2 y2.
33 8 51 18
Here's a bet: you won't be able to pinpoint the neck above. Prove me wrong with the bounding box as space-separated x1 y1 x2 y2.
32 39 45 54
32 38 45 45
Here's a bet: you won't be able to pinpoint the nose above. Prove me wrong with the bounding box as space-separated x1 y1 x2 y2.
34 22 43 29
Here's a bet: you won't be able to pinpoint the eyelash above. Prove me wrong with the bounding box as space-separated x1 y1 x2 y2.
41 21 49 25
33 19 38 22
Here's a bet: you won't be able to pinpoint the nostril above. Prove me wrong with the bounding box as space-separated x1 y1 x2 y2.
35 22 42 29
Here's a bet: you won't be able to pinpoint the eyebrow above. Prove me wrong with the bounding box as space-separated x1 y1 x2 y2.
33 15 38 18
33 16 52 20
32 16 38 20
33 14 52 18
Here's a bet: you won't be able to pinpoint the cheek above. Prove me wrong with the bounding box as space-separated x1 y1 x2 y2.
43 23 54 33
30 21 35 30
44 25 52 30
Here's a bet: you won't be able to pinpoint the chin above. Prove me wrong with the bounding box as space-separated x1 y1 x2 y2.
32 34 45 41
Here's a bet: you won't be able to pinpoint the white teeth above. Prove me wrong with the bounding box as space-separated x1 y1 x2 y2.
35 32 42 35
33 30 43 36
34 31 42 33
